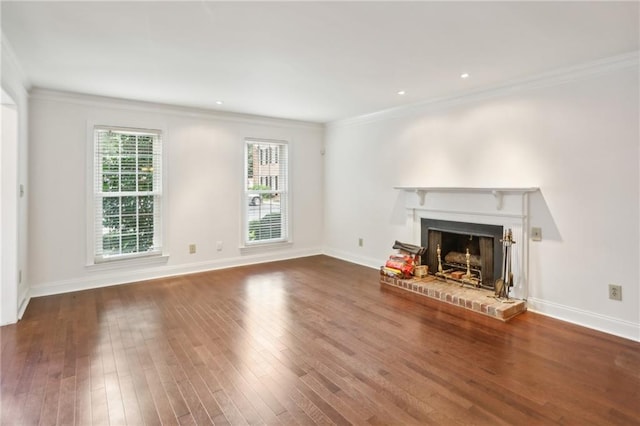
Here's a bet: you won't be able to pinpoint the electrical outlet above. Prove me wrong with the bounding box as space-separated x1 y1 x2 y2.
608 284 622 301
216 241 223 251
189 244 196 254
358 238 363 247
531 227 542 241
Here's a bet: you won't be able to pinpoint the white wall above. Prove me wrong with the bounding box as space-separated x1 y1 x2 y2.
325 59 640 341
1 34 30 325
28 90 324 296
12 44 640 343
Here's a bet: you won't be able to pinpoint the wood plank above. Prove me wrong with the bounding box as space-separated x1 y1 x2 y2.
74 355 92 426
0 256 638 425
125 346 162 425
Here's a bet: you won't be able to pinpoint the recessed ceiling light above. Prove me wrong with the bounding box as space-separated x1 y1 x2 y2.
397 90 406 95
460 73 470 79
215 100 224 105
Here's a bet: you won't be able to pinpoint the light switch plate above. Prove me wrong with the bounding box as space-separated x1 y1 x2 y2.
609 284 622 301
531 227 542 241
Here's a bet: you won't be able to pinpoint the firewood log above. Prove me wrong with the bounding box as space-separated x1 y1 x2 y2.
444 251 482 267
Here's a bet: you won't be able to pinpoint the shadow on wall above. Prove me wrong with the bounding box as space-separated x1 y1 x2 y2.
530 189 562 242
390 190 409 226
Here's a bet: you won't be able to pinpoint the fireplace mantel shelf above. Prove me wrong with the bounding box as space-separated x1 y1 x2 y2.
394 186 539 209
396 186 538 300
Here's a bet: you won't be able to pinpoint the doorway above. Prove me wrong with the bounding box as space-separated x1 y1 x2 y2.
1 88 19 325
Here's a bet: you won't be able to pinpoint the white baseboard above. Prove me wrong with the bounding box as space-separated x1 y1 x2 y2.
322 248 381 271
25 248 640 344
527 297 640 342
325 248 640 342
17 289 30 320
29 247 323 298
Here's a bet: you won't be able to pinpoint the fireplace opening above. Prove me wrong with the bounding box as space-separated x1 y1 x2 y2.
420 219 503 289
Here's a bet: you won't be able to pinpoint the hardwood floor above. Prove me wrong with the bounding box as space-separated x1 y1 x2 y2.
1 255 639 425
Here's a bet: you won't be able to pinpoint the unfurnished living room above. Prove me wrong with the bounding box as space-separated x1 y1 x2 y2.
1 1 639 425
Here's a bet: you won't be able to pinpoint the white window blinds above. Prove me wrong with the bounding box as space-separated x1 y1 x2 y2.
94 126 162 261
245 139 289 245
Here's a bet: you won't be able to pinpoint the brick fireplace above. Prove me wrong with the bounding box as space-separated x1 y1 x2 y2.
421 218 504 289
395 187 538 300
379 187 538 320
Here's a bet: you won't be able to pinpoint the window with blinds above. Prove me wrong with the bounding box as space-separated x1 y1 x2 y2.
93 126 162 261
245 139 289 245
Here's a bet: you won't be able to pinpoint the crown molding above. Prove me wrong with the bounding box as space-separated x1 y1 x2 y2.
29 87 324 131
329 51 640 128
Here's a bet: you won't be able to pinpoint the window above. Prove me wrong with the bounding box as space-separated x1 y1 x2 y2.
245 139 288 245
93 126 162 262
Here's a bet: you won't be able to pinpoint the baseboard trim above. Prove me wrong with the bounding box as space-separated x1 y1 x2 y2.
26 250 640 343
324 248 640 342
527 297 639 342
322 248 381 271
18 294 30 320
29 248 323 298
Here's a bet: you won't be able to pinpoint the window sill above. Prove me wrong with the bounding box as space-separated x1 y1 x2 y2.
240 241 293 255
86 254 169 272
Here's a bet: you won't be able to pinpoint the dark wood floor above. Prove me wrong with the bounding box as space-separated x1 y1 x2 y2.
1 256 639 425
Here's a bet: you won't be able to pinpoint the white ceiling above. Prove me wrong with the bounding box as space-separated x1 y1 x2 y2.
2 1 639 123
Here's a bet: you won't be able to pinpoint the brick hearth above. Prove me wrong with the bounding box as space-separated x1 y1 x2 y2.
380 274 526 321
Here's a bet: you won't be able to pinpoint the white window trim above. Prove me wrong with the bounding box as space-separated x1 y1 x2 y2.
241 138 292 250
85 121 169 267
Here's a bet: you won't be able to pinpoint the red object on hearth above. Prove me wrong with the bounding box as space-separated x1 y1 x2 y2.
385 254 414 278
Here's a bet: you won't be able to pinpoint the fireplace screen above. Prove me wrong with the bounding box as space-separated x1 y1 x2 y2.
420 219 503 289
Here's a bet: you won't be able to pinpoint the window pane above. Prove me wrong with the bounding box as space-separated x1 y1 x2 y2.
122 156 136 172
249 213 283 241
139 156 152 170
245 139 287 244
121 215 137 234
139 232 153 251
138 196 153 214
138 173 152 191
121 174 137 191
104 135 120 155
139 213 153 229
246 143 255 189
139 214 154 251
103 174 120 192
103 233 120 253
95 127 161 261
138 136 153 154
122 196 136 215
103 216 119 233
122 135 136 154
103 197 120 216
121 235 137 253
102 156 119 172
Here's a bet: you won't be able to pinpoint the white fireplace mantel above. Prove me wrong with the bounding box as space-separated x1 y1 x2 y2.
394 187 539 210
395 186 539 300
